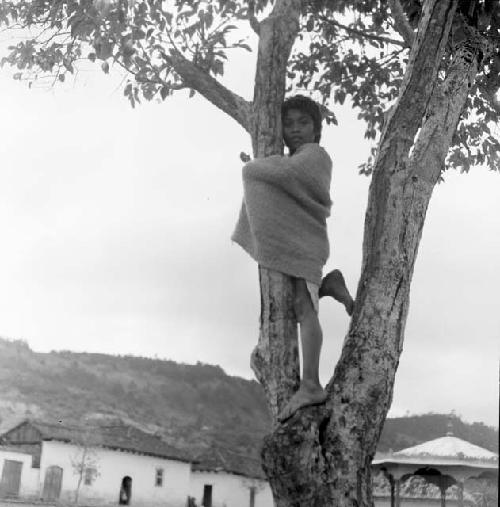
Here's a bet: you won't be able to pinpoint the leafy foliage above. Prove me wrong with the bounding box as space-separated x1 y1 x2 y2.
291 0 500 173
466 478 499 507
0 0 261 105
0 1 498 172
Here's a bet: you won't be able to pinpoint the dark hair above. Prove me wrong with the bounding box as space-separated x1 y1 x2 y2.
281 94 322 143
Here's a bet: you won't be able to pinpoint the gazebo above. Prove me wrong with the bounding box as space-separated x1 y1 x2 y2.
372 429 498 507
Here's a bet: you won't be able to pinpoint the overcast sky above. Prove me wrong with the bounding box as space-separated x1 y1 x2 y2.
0 31 499 428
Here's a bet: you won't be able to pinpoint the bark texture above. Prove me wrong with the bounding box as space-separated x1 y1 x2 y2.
258 2 480 506
250 0 301 157
389 0 416 46
165 0 490 505
251 267 300 420
168 49 252 131
248 0 302 422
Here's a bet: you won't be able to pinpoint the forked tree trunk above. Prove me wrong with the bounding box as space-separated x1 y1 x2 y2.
251 1 490 506
169 0 489 505
1 0 493 504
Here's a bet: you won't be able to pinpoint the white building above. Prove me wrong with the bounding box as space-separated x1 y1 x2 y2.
0 419 275 507
190 445 274 507
0 420 192 507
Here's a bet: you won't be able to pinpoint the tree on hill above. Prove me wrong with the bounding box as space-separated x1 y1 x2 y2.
1 1 499 505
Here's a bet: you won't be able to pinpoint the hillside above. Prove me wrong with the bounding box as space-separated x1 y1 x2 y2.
0 337 497 458
0 337 270 455
378 413 498 452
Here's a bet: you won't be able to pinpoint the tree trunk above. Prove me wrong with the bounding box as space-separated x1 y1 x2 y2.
168 1 491 504
249 0 302 421
254 1 492 506
167 0 489 504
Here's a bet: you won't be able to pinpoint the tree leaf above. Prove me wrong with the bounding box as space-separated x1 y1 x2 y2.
160 86 169 100
237 43 252 52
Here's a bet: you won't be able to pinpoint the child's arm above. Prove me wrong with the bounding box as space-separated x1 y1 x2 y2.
242 143 331 196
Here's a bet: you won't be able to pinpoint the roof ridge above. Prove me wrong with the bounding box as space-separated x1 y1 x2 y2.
215 447 229 468
394 434 498 460
209 443 261 462
29 419 81 430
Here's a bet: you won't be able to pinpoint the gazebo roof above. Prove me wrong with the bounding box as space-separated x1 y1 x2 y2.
372 428 498 505
373 434 498 474
392 435 498 461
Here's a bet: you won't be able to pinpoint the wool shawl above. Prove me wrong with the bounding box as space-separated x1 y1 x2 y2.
231 143 332 285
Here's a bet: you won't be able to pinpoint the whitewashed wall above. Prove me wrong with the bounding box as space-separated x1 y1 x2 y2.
0 449 40 498
40 440 191 507
189 470 273 507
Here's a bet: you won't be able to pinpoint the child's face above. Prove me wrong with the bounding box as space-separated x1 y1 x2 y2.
282 109 317 152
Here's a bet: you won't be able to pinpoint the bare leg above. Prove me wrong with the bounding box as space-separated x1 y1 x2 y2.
319 269 354 316
278 280 327 423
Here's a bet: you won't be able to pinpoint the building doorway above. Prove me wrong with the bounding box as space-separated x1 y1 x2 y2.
119 476 132 505
202 484 212 507
249 486 256 507
0 460 23 498
42 465 63 501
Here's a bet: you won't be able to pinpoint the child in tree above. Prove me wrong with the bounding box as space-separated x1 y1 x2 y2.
232 95 354 422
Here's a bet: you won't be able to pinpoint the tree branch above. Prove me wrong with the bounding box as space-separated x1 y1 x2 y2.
248 0 260 35
320 16 406 47
251 0 301 156
380 0 458 143
479 84 500 114
410 36 484 182
165 50 251 132
388 0 416 47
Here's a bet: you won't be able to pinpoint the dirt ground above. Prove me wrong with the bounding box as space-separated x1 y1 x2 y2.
0 501 56 507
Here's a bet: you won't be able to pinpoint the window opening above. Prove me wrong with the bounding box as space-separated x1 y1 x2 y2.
84 467 96 486
155 468 163 487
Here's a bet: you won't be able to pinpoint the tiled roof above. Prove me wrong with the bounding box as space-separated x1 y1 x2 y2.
192 445 265 480
1 419 191 464
29 421 84 443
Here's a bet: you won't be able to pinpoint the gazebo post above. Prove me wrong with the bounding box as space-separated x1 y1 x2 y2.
388 474 395 507
457 481 464 507
395 478 401 507
439 483 446 507
381 467 397 507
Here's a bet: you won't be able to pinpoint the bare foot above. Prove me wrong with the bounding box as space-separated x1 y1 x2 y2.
319 269 354 316
278 383 327 423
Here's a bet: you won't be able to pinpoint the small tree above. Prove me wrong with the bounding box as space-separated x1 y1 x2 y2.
70 428 101 504
466 477 499 507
